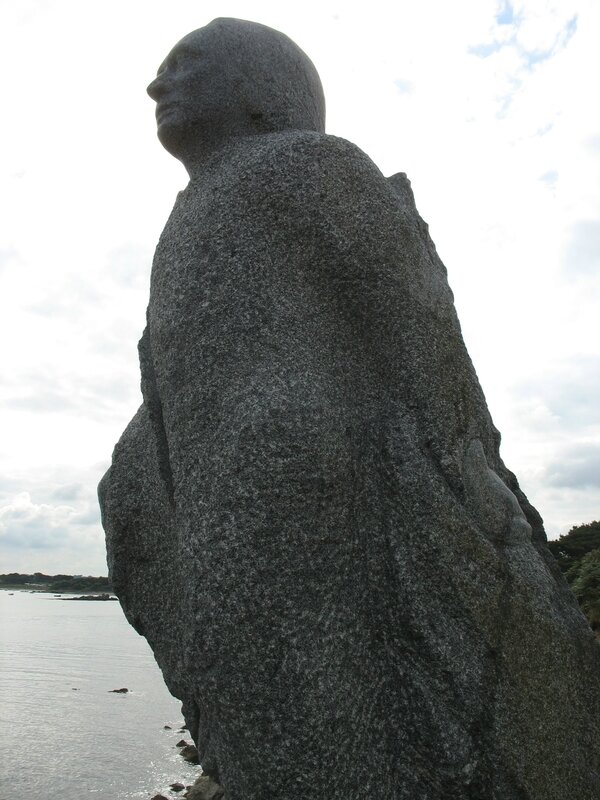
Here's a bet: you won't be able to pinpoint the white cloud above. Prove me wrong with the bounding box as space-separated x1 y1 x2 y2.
563 220 600 276
0 492 80 549
0 489 104 568
513 2 578 55
545 442 600 489
0 466 107 573
512 356 600 431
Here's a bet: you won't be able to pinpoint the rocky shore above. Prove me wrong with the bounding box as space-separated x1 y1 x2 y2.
151 773 224 800
60 593 117 601
148 731 224 800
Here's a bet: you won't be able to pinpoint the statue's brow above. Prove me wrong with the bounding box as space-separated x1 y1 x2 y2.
160 44 201 72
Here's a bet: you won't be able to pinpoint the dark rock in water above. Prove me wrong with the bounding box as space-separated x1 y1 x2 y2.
99 17 600 800
184 775 224 800
179 745 200 764
176 739 189 748
150 795 169 800
170 782 185 792
163 724 172 729
109 687 129 694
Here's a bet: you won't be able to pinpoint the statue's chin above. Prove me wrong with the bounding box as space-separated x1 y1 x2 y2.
157 122 188 159
156 116 259 165
156 119 218 165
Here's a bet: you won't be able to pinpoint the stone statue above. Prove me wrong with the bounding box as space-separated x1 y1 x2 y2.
99 18 600 800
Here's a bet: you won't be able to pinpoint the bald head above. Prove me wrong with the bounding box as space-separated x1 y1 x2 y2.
147 18 326 167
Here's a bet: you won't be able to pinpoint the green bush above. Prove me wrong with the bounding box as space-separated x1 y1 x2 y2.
548 522 600 631
547 521 600 573
570 548 600 629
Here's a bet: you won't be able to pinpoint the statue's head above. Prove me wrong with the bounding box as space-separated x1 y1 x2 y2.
147 18 326 167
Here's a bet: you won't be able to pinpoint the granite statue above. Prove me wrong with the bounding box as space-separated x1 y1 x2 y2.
99 18 600 800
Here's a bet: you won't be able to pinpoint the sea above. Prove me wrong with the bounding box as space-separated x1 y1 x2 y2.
0 589 200 800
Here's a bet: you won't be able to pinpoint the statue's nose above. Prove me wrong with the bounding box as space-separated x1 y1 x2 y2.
147 74 167 101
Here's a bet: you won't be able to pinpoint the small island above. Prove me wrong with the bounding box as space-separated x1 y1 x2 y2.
61 593 117 601
0 572 113 594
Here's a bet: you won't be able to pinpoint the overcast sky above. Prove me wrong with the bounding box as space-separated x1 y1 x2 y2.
0 0 598 575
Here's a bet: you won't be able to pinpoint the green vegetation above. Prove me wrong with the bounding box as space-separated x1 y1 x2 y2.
0 572 112 593
569 549 600 628
548 521 600 631
547 521 600 573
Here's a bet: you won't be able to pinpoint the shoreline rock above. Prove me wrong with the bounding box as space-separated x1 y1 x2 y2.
179 744 199 764
183 774 224 800
61 593 117 601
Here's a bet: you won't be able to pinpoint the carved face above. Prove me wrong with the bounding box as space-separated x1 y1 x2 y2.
147 33 203 137
146 24 247 160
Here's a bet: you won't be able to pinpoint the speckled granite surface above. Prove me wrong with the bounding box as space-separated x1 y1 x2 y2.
99 19 600 800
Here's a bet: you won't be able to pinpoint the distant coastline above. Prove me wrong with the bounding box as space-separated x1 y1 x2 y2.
0 572 112 594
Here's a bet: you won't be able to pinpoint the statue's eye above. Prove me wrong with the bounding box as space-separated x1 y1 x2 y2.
168 47 199 73
157 54 181 76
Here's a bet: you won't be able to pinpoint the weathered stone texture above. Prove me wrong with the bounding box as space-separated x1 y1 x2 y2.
100 19 600 800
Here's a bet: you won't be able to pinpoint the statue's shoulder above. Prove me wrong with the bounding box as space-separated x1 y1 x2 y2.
262 135 425 233
229 131 390 213
201 132 416 246
256 130 383 181
264 130 372 161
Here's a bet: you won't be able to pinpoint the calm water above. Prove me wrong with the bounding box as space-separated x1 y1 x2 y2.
0 590 199 800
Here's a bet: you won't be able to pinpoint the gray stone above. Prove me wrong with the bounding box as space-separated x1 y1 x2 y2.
99 17 600 800
185 775 225 800
180 744 200 764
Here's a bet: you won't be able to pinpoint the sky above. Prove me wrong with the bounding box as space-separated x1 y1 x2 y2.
0 0 598 575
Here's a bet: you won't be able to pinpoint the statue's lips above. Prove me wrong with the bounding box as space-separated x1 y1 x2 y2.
156 104 178 124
